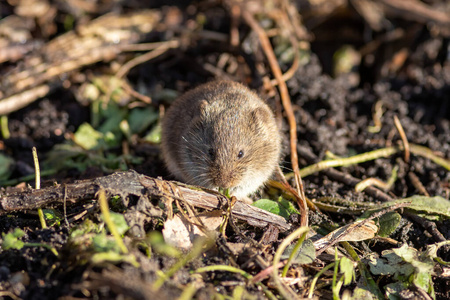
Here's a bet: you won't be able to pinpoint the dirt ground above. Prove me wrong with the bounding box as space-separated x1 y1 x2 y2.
0 0 449 299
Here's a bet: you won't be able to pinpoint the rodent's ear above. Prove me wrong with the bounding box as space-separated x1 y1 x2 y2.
250 107 271 127
198 100 209 115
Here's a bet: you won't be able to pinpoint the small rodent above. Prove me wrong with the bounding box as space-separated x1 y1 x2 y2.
161 80 281 199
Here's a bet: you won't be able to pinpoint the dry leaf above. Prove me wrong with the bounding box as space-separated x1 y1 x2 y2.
314 220 378 251
162 211 222 250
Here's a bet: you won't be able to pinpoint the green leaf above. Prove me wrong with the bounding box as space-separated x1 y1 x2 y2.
44 144 86 170
368 248 415 279
2 228 25 250
105 212 129 236
43 209 63 226
377 211 402 237
350 286 377 300
393 245 434 294
280 239 316 264
69 219 102 239
0 153 14 181
88 101 126 148
362 195 450 221
97 102 126 136
368 244 436 299
340 256 356 285
93 233 120 253
252 199 290 219
425 241 450 266
103 131 120 147
143 123 162 144
278 197 301 215
353 271 384 300
147 231 181 258
74 123 104 150
403 196 450 220
385 281 409 300
128 107 159 135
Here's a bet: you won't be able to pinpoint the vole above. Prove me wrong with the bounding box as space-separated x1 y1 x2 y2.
161 80 281 199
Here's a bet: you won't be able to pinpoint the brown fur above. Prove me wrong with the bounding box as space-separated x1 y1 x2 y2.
161 80 281 199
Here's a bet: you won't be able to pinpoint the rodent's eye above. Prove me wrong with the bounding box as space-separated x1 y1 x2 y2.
237 150 244 159
208 148 215 159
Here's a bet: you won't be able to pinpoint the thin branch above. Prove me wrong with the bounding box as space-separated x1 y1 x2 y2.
241 8 308 227
394 115 410 162
116 40 180 79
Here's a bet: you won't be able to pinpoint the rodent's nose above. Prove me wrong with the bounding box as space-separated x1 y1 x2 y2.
212 171 236 189
214 178 233 189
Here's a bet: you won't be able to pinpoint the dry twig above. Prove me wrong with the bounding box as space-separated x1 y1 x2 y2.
394 115 410 163
241 5 308 227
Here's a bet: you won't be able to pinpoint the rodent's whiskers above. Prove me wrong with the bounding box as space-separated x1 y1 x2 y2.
181 133 213 162
279 165 293 172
